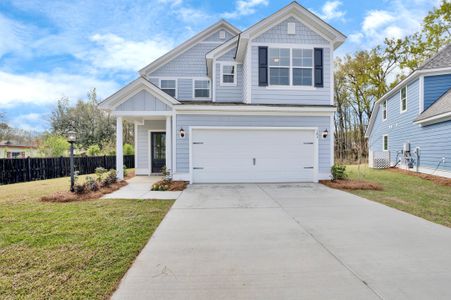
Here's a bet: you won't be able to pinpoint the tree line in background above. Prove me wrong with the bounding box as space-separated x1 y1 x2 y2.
334 0 450 163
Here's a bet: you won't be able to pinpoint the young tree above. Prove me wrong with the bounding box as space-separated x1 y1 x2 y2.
39 135 69 157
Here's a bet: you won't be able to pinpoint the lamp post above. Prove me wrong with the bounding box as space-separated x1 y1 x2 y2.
67 131 76 192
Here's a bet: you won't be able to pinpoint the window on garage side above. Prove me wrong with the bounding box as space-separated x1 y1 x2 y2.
194 80 210 98
382 100 387 120
221 64 236 85
269 48 290 85
160 79 176 97
400 86 407 112
383 134 389 151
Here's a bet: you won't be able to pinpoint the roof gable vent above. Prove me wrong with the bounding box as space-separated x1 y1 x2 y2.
219 30 226 39
287 22 296 35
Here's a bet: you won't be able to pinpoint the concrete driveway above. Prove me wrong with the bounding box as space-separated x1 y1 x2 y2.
112 183 451 300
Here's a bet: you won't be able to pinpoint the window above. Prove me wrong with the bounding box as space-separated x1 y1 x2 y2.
383 135 389 151
220 64 236 85
400 86 407 112
269 48 290 85
194 80 210 98
382 100 387 120
292 49 313 86
160 80 176 97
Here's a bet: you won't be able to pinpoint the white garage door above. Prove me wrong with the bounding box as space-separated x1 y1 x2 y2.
191 127 317 183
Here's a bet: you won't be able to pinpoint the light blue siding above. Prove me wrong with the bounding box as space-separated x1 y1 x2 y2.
175 115 332 174
203 29 235 42
424 74 451 110
116 90 170 111
136 120 166 171
369 78 451 173
215 63 243 102
178 78 193 100
250 46 331 105
217 48 236 61
252 17 329 45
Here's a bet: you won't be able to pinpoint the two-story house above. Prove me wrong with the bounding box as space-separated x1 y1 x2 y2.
99 2 346 183
366 44 451 178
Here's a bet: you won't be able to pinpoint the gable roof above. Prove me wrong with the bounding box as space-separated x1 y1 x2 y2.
138 20 240 76
414 89 451 125
98 76 180 111
366 43 451 137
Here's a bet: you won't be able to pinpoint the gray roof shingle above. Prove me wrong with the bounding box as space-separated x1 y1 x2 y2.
419 44 451 70
415 89 451 122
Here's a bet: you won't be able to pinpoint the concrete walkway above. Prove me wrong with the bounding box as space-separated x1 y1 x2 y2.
103 176 181 200
112 183 451 300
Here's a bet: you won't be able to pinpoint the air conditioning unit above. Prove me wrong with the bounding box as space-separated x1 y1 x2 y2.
403 142 410 153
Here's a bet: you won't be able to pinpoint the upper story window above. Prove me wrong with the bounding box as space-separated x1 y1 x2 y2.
382 100 387 121
268 48 314 87
220 63 236 86
400 86 407 112
160 79 176 97
194 80 210 98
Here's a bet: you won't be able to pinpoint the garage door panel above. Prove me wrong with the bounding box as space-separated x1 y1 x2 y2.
192 128 316 183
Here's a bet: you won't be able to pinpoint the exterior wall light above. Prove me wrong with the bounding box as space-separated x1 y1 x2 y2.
322 129 328 139
179 128 185 138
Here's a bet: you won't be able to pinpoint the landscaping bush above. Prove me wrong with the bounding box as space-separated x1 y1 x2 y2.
331 164 347 180
85 176 99 192
102 169 117 187
73 182 87 194
95 167 107 182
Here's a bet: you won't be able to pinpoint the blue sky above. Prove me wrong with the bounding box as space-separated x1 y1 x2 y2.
0 0 440 132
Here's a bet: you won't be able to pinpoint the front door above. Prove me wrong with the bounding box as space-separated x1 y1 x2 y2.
151 132 166 173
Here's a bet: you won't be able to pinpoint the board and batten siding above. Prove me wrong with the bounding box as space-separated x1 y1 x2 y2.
424 74 451 110
136 120 166 173
175 115 332 175
115 90 171 111
369 78 451 173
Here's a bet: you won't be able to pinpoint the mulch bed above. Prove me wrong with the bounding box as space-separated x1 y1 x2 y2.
152 180 188 191
320 179 383 191
388 167 451 187
41 181 128 203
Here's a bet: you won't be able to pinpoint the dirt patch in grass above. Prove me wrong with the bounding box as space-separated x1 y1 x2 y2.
388 168 451 187
320 179 383 191
40 181 128 203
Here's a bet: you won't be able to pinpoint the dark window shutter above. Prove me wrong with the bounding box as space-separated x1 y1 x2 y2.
314 48 323 88
258 46 268 86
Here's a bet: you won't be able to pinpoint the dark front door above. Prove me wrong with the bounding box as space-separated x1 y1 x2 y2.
151 132 166 173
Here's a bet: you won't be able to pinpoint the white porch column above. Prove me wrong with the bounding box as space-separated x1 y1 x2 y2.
116 116 124 180
165 116 172 173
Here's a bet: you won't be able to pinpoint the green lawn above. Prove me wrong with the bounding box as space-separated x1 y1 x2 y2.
0 176 173 299
344 165 451 227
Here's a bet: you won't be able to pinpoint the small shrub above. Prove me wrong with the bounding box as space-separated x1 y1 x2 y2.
95 167 107 182
73 182 87 194
151 182 168 191
123 165 128 177
85 176 99 192
102 169 117 187
161 166 172 183
331 164 347 181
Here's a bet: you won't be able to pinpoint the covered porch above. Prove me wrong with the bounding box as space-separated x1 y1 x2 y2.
98 77 179 180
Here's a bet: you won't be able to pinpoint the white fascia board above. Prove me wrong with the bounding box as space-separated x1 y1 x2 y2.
111 111 173 117
175 105 336 116
414 111 451 126
206 37 239 77
139 20 240 76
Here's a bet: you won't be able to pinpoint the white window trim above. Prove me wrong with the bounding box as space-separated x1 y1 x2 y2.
383 134 389 151
159 78 177 99
382 100 387 121
219 62 237 86
193 79 211 99
268 47 314 88
400 85 407 113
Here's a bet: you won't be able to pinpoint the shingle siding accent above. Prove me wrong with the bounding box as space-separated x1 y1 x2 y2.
250 46 331 105
252 17 329 45
115 90 170 111
369 78 451 173
136 120 166 170
214 63 243 102
424 74 451 110
175 115 332 174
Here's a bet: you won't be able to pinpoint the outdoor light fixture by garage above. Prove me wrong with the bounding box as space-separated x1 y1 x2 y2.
179 128 185 138
322 129 328 139
67 130 76 192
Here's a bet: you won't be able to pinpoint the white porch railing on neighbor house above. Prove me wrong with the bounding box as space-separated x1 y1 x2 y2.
369 151 391 169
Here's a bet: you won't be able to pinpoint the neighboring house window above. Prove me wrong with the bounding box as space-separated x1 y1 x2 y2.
292 49 313 86
220 63 236 86
383 135 389 151
269 48 290 85
400 86 407 112
160 80 176 97
7 151 24 158
382 100 387 120
194 80 210 98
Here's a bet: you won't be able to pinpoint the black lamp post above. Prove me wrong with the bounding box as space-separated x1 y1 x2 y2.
67 130 76 192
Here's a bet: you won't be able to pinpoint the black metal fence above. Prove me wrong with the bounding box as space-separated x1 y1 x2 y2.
0 155 134 185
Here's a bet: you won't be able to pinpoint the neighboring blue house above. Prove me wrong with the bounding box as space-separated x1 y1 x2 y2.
99 2 346 183
366 44 451 178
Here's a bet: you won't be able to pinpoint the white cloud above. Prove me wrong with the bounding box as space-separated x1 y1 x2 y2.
222 0 269 19
318 1 346 22
362 10 395 33
0 14 29 59
10 113 49 132
0 71 119 108
79 33 174 72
